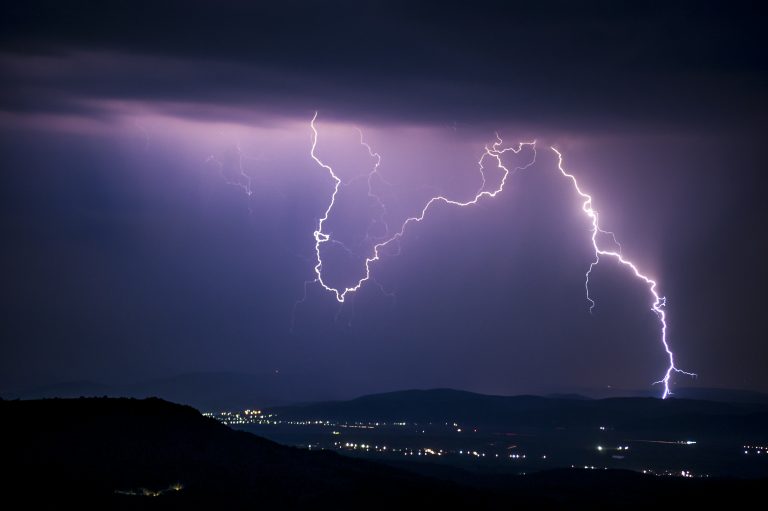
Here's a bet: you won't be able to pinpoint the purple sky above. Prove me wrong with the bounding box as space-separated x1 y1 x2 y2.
1 1 766 398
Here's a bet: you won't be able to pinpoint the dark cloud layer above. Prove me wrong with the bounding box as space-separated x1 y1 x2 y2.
2 0 765 129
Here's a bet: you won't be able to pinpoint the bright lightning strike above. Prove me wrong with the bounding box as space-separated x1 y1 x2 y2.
551 148 695 398
304 113 694 398
308 111 536 303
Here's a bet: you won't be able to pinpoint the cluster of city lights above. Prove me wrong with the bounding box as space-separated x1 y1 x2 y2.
743 445 767 455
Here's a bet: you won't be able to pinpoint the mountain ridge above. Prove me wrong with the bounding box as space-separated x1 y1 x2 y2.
266 388 768 437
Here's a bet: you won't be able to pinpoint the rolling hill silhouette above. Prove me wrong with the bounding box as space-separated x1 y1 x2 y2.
2 396 766 509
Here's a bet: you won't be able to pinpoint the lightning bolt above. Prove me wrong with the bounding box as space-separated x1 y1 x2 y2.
304 112 694 398
551 148 695 398
309 111 536 303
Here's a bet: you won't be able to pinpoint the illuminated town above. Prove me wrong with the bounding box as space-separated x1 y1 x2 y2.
203 409 767 479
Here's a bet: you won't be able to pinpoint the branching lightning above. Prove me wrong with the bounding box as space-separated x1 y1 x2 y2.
355 127 392 243
205 140 269 207
205 142 254 197
309 111 536 303
304 112 694 398
551 148 695 398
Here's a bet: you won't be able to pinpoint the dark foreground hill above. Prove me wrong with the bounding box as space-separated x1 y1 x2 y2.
0 398 764 509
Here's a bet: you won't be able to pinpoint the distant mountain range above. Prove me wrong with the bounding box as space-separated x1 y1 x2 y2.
268 388 768 437
0 372 339 410
3 397 765 508
3 372 768 410
593 386 768 404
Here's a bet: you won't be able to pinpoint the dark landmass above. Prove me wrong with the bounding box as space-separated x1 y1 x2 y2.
268 388 768 437
6 373 768 411
598 387 768 404
660 387 768 405
1 397 467 509
252 389 768 479
1 397 765 509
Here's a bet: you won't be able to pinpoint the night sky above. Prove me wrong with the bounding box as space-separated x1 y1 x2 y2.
1 1 766 398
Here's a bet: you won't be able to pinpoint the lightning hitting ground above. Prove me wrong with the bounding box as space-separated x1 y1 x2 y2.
304 113 694 398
